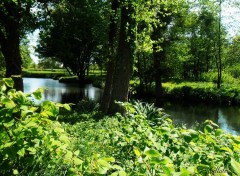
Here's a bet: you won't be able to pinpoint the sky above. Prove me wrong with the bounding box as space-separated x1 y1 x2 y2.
27 29 40 64
27 2 240 63
222 1 240 38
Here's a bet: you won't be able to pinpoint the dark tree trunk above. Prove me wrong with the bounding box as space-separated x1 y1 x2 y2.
108 2 134 115
101 0 120 113
0 17 23 91
152 43 163 100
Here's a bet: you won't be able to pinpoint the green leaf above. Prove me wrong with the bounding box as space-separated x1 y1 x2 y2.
215 129 222 136
3 78 14 88
42 101 59 116
204 125 213 133
33 88 44 100
27 147 37 155
17 148 25 157
63 104 71 111
102 157 115 162
111 171 127 176
13 169 19 175
2 98 16 109
64 151 73 160
162 166 171 176
231 158 240 175
133 147 141 157
3 120 15 128
144 149 160 157
73 157 83 165
150 157 162 164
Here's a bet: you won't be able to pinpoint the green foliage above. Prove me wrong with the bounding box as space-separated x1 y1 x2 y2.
20 45 33 69
163 82 240 104
37 0 109 80
0 78 82 175
1 79 240 174
64 101 240 175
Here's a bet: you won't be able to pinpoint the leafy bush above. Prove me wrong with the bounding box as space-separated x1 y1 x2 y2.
1 78 240 175
65 101 240 175
0 78 82 175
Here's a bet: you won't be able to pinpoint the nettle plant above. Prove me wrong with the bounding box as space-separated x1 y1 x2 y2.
0 78 82 175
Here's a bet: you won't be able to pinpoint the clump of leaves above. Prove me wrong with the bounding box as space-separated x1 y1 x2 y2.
0 78 80 175
0 78 123 175
67 101 240 175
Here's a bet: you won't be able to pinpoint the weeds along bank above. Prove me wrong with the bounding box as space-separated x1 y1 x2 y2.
163 82 240 105
0 78 240 175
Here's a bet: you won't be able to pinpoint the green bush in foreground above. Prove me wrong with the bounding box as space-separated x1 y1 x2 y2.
63 101 240 175
0 79 122 175
1 78 240 175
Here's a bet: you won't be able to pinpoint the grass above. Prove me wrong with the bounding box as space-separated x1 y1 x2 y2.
162 81 240 104
23 69 69 78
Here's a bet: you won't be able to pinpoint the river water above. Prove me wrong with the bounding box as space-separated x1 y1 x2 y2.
23 78 102 103
23 78 240 135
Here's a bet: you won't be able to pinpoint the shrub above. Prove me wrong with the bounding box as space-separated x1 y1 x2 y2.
65 101 240 175
0 78 81 175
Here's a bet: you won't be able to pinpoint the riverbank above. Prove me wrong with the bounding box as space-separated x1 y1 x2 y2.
23 69 106 88
22 69 240 105
133 81 240 106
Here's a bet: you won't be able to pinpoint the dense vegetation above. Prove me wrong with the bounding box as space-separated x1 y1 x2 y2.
1 0 240 175
1 79 240 175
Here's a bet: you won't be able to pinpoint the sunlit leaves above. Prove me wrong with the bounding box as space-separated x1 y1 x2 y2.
33 88 44 100
0 79 79 175
231 158 240 175
3 78 14 88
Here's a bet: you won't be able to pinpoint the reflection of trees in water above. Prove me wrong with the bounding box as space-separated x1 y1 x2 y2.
61 91 84 104
163 102 225 128
61 88 102 104
219 107 240 132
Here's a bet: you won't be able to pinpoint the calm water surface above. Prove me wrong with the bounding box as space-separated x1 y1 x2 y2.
23 78 102 103
23 78 240 135
162 102 240 135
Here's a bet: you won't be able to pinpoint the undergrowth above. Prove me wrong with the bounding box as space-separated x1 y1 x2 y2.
1 78 240 175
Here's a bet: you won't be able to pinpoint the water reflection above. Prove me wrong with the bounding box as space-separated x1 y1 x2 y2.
23 78 102 104
23 78 240 135
163 102 240 135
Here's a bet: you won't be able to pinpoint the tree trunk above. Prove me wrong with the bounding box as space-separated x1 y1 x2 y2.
152 43 163 99
217 0 222 89
101 0 120 113
0 19 23 91
108 2 134 115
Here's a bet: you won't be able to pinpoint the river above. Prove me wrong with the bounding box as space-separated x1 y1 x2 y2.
23 78 240 135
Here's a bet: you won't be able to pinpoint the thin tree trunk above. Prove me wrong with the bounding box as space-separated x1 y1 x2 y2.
152 43 163 99
217 0 222 89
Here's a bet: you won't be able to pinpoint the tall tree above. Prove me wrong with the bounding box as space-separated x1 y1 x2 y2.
108 1 135 114
101 0 120 113
0 0 52 90
37 0 108 84
102 0 135 114
216 0 222 88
